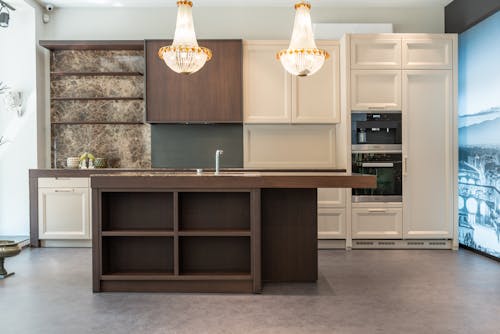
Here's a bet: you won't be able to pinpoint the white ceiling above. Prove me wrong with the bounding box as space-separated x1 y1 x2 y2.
35 0 454 8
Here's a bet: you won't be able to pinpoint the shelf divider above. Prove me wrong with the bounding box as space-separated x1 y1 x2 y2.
101 230 174 237
51 97 143 101
178 230 251 237
51 71 143 76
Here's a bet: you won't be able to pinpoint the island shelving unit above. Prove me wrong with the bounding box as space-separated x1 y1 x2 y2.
91 172 376 293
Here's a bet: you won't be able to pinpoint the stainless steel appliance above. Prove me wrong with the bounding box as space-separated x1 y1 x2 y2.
352 152 402 202
352 112 402 152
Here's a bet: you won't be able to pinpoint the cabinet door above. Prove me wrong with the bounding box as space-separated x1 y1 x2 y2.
352 207 403 239
318 208 346 239
350 36 402 69
351 70 401 110
243 41 292 123
38 188 90 239
292 41 340 124
243 125 336 168
318 188 346 208
146 40 243 123
403 70 453 239
402 37 453 69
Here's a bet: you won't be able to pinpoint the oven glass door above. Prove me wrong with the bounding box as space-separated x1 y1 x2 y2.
352 153 402 202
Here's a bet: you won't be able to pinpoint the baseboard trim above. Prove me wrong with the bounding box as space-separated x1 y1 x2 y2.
41 240 92 248
318 239 347 249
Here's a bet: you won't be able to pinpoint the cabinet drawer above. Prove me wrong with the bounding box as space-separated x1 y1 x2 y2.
352 207 402 239
351 36 402 69
402 38 452 69
351 70 401 111
318 208 346 239
38 177 90 188
318 188 346 208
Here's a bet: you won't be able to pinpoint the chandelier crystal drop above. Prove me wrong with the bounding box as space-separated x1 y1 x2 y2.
277 1 329 77
158 1 212 75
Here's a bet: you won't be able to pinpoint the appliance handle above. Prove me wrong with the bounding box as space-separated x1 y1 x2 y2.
403 156 408 176
368 209 388 213
361 162 394 168
368 106 386 110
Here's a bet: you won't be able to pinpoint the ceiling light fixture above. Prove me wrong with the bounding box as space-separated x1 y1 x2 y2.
0 0 15 28
158 1 212 75
277 1 329 77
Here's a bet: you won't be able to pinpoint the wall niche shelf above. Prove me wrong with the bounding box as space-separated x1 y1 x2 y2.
42 40 150 169
51 97 144 101
51 72 144 77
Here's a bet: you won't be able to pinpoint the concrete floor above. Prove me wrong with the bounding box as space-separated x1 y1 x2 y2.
1 248 499 334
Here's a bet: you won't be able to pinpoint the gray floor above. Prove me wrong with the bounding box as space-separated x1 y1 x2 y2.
1 248 499 334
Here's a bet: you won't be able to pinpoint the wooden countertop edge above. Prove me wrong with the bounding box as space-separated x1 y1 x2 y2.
89 174 376 189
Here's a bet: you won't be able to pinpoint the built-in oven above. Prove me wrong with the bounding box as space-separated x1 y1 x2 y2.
351 112 402 151
352 151 402 202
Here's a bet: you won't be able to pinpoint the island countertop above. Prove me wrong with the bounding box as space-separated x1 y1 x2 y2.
90 171 376 189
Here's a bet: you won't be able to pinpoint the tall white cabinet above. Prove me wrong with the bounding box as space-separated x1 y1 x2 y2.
347 34 458 249
403 70 453 239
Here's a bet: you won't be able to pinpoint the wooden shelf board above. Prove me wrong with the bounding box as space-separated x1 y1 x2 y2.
40 40 144 50
51 121 144 125
51 97 144 101
101 272 251 281
102 230 174 237
178 230 251 237
51 72 143 76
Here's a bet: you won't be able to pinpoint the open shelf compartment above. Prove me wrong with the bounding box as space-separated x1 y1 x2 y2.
101 236 174 275
101 192 174 231
179 192 251 231
179 236 251 275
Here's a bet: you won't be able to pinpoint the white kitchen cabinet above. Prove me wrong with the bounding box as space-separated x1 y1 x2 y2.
38 178 91 240
350 36 402 69
243 124 336 168
244 40 340 124
403 70 453 239
293 41 340 123
318 188 346 208
318 208 346 239
402 37 453 69
352 204 403 239
243 41 292 123
351 70 402 110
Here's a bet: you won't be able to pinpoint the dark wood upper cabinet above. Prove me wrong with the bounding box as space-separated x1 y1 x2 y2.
145 40 243 123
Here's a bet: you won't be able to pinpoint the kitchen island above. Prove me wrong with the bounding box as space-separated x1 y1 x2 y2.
91 172 375 293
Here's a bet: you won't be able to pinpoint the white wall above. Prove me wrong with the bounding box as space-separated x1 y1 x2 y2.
0 1 38 236
43 6 444 40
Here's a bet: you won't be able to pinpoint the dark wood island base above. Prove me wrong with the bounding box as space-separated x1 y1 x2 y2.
91 172 375 293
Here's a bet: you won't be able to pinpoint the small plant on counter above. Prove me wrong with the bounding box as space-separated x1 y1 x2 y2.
79 152 95 169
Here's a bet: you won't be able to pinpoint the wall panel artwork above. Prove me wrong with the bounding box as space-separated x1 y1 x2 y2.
458 11 500 259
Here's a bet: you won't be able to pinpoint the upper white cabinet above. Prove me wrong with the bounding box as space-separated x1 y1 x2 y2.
293 41 340 123
402 37 453 69
403 70 453 239
38 178 91 240
243 124 336 168
350 36 402 69
351 70 402 110
244 40 340 124
243 41 291 123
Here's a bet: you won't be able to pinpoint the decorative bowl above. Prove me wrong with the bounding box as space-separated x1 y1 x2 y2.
94 158 107 168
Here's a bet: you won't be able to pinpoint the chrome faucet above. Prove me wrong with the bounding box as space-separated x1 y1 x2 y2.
215 149 224 175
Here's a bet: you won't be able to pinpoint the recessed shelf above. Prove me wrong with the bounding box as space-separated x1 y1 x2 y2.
51 97 144 101
52 121 144 125
178 230 251 237
102 230 174 237
51 71 143 77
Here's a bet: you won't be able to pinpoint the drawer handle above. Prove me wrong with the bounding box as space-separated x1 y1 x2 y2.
54 189 74 193
368 209 387 213
55 177 72 180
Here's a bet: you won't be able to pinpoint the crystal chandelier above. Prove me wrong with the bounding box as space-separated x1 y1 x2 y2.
277 1 329 77
158 1 212 75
